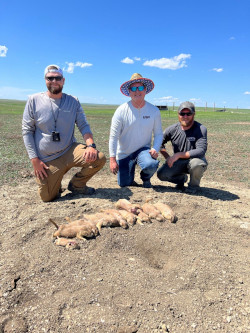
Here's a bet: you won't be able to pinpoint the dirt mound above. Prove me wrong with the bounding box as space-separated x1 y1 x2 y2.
0 173 249 333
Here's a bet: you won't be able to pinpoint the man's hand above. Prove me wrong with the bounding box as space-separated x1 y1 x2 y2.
83 147 98 163
149 148 158 159
166 151 190 168
31 157 49 180
110 157 119 174
166 156 177 168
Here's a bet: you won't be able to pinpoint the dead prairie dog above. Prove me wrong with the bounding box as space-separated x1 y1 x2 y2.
115 199 142 215
137 210 151 223
49 219 99 239
55 238 80 250
102 209 128 229
118 210 137 225
84 212 119 232
141 203 164 222
153 202 177 223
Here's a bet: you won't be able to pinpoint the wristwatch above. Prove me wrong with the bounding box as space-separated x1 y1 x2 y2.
87 143 97 149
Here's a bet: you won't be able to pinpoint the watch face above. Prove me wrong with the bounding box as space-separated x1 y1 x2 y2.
88 143 96 148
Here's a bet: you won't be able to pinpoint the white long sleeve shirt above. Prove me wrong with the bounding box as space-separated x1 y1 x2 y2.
109 101 163 160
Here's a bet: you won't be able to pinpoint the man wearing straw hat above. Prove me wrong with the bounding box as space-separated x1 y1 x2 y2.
109 73 163 188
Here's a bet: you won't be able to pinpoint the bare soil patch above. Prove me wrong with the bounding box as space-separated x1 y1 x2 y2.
0 171 249 333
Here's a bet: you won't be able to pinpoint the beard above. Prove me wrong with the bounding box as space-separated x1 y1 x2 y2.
47 84 63 95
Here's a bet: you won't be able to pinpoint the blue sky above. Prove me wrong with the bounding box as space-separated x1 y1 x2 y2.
0 0 250 109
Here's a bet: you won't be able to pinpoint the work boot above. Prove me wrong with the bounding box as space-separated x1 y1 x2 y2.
68 182 96 195
175 175 188 192
130 180 139 187
142 180 152 188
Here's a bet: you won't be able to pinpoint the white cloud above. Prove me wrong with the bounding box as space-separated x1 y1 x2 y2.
190 98 201 104
0 45 8 57
134 57 141 61
244 91 250 95
64 61 93 73
212 68 223 72
229 36 235 40
143 53 191 70
121 57 134 64
154 96 179 104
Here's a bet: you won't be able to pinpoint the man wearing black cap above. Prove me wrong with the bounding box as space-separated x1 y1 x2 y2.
22 64 106 202
157 101 208 191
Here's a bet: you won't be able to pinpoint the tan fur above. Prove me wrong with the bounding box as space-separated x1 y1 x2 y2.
118 210 137 225
153 202 176 223
115 199 142 215
55 237 80 250
83 212 120 232
49 218 99 239
137 211 151 223
141 203 164 222
101 209 129 229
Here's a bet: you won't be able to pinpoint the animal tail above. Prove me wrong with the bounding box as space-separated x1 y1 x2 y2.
49 218 59 229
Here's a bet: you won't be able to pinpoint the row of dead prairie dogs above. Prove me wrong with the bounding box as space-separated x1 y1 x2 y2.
50 199 177 250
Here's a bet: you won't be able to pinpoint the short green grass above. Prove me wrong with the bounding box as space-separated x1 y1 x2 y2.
0 99 249 187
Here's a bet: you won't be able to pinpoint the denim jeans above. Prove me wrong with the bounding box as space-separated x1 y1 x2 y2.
117 147 159 187
157 158 207 187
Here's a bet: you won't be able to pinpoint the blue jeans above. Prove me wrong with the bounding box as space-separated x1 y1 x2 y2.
117 147 159 187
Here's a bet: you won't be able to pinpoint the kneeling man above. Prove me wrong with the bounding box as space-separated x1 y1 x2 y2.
109 73 163 188
157 101 207 191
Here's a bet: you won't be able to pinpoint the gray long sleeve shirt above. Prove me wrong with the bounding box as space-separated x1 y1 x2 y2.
22 92 92 162
109 101 163 160
162 121 207 160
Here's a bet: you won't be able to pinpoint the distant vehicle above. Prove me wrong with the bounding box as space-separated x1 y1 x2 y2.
156 105 168 110
215 109 226 112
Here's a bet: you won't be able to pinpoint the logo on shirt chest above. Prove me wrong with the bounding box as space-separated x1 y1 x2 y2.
188 136 196 142
143 116 150 119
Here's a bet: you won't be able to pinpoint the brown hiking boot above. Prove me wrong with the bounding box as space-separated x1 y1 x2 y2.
67 182 96 195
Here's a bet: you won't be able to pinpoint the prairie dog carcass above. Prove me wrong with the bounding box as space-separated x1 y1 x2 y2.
49 219 99 239
55 237 80 250
153 203 177 223
141 203 164 221
117 210 137 226
102 209 129 229
137 211 150 223
115 199 142 215
84 212 122 232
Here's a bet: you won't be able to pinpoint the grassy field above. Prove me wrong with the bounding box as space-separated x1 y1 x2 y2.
0 99 249 187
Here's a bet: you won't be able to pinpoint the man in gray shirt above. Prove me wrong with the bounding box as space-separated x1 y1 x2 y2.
22 64 106 202
157 101 207 191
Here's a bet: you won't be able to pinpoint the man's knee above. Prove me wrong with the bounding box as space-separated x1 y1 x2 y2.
98 151 107 167
189 158 207 171
142 159 159 173
39 188 58 202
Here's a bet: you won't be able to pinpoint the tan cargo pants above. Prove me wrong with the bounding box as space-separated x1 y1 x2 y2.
36 143 106 202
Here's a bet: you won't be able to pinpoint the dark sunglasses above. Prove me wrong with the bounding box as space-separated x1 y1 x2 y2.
179 112 193 116
46 76 63 82
129 85 145 92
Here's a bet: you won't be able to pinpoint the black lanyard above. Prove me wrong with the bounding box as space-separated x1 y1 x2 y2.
49 96 63 131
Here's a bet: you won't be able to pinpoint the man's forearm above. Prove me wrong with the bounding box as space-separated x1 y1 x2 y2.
160 149 170 160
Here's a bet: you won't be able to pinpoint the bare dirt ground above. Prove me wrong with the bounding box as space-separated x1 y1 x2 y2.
0 169 249 333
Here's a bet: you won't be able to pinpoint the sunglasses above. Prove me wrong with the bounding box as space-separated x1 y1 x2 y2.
46 76 63 82
179 112 193 116
129 85 145 92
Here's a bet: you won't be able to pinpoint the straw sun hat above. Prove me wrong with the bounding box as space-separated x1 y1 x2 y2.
120 73 154 96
